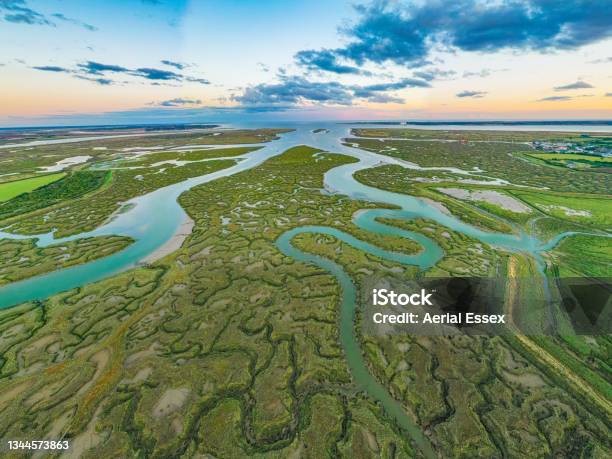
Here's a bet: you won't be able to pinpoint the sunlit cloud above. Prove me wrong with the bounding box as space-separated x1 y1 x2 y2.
538 96 573 102
30 60 210 86
554 81 594 91
294 0 612 72
456 90 487 98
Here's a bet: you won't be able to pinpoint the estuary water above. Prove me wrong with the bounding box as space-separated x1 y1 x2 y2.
0 123 596 456
0 123 577 308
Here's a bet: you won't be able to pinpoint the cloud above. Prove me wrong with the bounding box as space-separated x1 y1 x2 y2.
588 56 612 64
133 67 182 81
364 93 405 104
605 92 612 97
93 78 113 86
185 76 210 85
32 65 70 72
72 61 210 85
554 80 594 90
33 64 113 85
156 98 202 107
133 66 209 84
353 77 429 102
463 69 491 78
538 96 572 101
461 68 507 78
412 71 436 81
234 76 354 107
4 11 49 25
51 13 97 31
295 49 363 75
356 78 430 93
332 2 430 67
234 75 425 108
413 68 456 81
161 59 186 70
456 90 487 98
1 1 96 30
78 61 129 75
295 0 612 71
1 0 51 25
74 75 114 85
240 105 296 113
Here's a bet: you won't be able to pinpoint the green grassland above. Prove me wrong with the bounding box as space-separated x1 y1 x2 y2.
0 144 609 458
552 234 612 277
505 253 611 420
511 191 611 229
0 170 110 222
0 173 65 202
525 153 611 171
530 153 612 163
460 191 536 226
0 141 274 238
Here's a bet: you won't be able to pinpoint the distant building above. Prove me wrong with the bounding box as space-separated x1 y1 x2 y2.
531 139 611 157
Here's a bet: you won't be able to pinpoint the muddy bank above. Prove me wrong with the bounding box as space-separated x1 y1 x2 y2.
142 215 195 264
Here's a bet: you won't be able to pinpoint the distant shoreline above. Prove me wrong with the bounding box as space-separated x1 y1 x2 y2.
0 123 219 132
347 120 612 126
2 120 611 131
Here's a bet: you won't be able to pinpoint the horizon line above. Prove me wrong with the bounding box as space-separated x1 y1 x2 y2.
2 119 612 131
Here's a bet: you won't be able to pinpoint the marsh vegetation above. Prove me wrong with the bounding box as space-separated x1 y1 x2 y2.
0 127 609 458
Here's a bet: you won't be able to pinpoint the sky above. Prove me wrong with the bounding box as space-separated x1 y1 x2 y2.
0 0 611 127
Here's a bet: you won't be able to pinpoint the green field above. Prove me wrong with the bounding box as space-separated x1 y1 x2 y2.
553 234 612 277
526 152 612 170
529 153 612 163
513 191 611 229
0 170 110 224
0 173 65 202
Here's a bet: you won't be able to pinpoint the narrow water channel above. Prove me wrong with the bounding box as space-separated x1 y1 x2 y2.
276 226 437 457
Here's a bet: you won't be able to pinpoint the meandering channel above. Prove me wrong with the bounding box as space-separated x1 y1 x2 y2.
277 226 438 457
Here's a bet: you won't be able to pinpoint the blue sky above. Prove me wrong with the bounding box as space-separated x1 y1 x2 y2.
1 0 611 126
